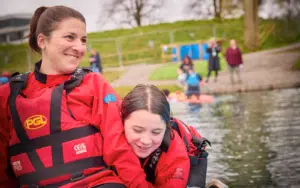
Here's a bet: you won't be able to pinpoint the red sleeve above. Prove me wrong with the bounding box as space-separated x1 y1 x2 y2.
0 84 18 188
154 131 190 188
88 74 154 187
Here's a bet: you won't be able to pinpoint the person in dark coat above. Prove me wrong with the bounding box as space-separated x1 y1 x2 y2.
225 39 243 84
206 39 221 82
90 49 103 73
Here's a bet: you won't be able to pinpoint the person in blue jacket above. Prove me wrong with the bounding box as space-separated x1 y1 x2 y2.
185 67 202 99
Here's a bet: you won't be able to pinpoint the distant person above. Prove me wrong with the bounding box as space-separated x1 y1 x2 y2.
185 67 202 99
178 55 194 85
225 39 243 84
90 49 102 73
206 39 221 83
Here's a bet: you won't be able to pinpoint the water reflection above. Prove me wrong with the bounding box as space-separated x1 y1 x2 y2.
171 88 300 187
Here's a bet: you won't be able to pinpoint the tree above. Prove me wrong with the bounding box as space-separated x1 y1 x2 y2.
244 0 260 50
275 0 300 20
100 0 164 27
186 0 243 20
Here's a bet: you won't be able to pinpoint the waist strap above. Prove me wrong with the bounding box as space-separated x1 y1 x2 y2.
9 125 99 156
19 156 107 186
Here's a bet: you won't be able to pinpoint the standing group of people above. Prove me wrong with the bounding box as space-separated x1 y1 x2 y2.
0 5 210 188
177 38 244 91
206 38 244 84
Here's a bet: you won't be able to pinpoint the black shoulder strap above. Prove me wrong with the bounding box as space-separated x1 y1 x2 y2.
144 148 162 184
144 127 172 184
171 121 190 152
9 72 30 142
64 68 91 93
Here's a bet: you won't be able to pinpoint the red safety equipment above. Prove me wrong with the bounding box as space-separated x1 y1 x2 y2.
0 61 153 188
144 118 210 188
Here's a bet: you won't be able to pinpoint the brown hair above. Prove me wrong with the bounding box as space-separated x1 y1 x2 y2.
183 55 193 65
121 84 171 128
28 6 86 53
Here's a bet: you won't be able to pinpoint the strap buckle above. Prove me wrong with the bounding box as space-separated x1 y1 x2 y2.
70 172 85 182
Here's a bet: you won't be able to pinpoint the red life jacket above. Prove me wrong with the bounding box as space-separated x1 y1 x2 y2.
8 69 109 187
144 118 210 188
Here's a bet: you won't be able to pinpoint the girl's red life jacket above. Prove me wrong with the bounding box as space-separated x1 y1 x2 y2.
7 69 109 187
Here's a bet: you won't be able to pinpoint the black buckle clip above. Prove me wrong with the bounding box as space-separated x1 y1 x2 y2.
70 172 85 182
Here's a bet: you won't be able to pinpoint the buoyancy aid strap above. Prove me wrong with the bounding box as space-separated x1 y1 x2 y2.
64 68 91 93
19 156 107 186
9 73 45 171
9 73 30 142
50 83 64 166
9 125 99 156
144 148 163 184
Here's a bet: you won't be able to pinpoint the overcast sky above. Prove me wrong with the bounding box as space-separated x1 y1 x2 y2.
0 0 288 33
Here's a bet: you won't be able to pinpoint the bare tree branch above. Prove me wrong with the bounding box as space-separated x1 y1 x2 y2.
99 0 164 28
185 0 243 19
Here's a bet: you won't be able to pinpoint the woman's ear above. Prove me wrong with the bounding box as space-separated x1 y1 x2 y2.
37 33 47 50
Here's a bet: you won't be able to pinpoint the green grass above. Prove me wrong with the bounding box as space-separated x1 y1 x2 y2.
113 84 183 99
102 70 124 83
292 59 300 70
1 18 299 73
149 55 227 80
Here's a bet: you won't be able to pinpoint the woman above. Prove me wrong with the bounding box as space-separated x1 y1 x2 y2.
178 55 194 75
206 39 221 83
225 39 243 84
0 6 151 188
178 55 194 85
121 84 191 187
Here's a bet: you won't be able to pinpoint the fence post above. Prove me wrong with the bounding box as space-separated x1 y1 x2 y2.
26 49 32 72
115 39 124 68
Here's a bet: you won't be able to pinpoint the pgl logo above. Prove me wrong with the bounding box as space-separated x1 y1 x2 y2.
24 115 47 130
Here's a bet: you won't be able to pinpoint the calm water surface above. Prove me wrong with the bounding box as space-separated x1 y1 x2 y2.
171 88 300 188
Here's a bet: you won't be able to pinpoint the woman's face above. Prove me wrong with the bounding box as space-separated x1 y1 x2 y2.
124 110 167 158
230 40 236 48
183 57 190 64
39 17 87 74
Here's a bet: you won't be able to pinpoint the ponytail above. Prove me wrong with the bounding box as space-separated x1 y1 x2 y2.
28 6 48 53
27 6 85 54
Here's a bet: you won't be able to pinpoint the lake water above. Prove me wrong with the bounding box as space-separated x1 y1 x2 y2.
171 88 300 188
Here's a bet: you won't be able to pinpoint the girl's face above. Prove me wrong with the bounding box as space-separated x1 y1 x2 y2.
124 110 167 158
38 17 87 74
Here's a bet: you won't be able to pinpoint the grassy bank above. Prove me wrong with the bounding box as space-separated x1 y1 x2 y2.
149 55 227 80
1 18 300 73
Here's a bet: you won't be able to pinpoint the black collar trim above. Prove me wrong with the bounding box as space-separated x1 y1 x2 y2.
34 60 47 84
